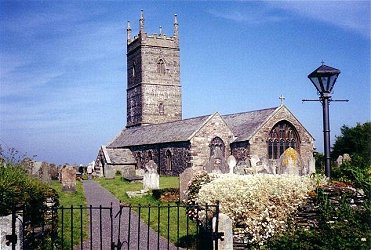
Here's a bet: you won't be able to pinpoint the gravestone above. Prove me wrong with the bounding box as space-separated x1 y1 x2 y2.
179 167 203 202
41 162 51 183
227 155 237 174
308 155 316 174
213 213 233 250
279 148 303 175
61 166 76 192
121 166 136 178
204 147 229 174
0 214 23 250
104 165 115 179
143 160 159 190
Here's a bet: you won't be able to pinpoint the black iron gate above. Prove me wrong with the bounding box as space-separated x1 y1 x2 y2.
6 202 222 250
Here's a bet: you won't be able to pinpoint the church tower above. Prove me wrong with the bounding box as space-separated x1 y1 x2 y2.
126 11 182 128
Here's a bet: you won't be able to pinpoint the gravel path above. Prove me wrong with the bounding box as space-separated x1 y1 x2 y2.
80 180 180 250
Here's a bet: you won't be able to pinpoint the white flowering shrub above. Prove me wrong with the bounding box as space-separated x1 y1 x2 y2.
194 173 327 245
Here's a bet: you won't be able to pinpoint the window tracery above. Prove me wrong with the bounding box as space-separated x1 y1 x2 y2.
267 121 299 159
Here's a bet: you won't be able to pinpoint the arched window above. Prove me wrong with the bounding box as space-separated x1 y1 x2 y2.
157 59 165 75
165 150 172 171
267 121 300 159
159 103 164 115
210 137 225 157
132 62 136 77
136 152 142 169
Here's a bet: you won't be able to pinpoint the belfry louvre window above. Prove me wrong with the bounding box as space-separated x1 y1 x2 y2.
157 59 165 75
268 121 299 159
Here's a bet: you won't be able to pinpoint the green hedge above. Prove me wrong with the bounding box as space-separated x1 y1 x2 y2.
0 165 57 215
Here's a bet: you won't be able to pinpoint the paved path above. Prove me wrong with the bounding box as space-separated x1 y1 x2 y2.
80 180 179 250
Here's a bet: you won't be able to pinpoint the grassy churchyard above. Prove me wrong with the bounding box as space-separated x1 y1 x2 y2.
50 180 88 249
97 176 198 247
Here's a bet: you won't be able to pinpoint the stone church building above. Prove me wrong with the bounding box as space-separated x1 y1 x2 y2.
95 12 314 177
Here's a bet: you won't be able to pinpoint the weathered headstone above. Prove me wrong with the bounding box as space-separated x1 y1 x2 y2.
279 148 303 175
61 166 76 192
249 155 260 168
213 213 233 250
41 162 51 183
104 165 115 179
308 155 316 174
0 214 23 250
227 155 237 174
143 160 159 190
204 147 229 174
121 165 136 179
179 167 203 202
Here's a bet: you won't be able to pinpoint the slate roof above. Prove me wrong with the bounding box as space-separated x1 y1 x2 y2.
222 107 277 142
108 115 211 147
103 146 136 164
108 107 279 148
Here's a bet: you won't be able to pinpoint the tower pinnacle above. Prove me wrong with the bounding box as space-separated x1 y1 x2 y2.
127 21 132 44
139 10 144 34
173 14 179 37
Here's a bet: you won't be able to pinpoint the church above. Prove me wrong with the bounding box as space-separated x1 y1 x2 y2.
95 11 314 177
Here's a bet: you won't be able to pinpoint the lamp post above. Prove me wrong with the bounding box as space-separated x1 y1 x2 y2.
306 63 341 178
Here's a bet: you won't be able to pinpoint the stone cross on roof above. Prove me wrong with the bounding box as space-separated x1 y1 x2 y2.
279 95 285 105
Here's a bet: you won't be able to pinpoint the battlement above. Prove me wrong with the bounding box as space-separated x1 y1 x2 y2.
127 10 178 46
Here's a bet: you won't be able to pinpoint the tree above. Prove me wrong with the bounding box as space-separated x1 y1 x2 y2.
331 122 371 162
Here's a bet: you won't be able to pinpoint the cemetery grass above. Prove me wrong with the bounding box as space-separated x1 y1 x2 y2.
97 176 198 248
50 180 88 249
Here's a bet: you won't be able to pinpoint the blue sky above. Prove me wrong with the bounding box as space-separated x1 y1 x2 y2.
0 1 370 165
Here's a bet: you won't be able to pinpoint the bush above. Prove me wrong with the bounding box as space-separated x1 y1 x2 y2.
0 165 57 215
267 184 370 249
187 173 326 245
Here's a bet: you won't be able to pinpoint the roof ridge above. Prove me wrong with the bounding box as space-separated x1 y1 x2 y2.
222 106 278 117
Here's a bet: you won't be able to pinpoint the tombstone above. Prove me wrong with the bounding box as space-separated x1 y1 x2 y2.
204 147 229 174
179 167 203 202
61 166 76 192
249 155 260 169
279 148 303 175
336 155 343 167
143 160 159 190
121 165 136 179
233 161 248 175
0 214 23 250
213 213 233 250
104 165 115 179
227 155 237 174
308 155 316 174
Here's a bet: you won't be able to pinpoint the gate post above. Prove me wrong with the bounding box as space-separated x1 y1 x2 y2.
212 213 233 250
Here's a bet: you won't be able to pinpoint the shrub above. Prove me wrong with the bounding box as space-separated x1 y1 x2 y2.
189 173 326 245
0 164 57 215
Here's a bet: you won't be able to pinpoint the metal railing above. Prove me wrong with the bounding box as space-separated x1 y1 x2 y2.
6 202 221 250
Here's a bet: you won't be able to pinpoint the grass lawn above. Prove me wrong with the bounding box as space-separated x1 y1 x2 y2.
49 180 88 249
97 176 198 248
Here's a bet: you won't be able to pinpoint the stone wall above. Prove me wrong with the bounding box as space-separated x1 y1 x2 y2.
190 114 235 169
130 141 191 176
249 106 314 167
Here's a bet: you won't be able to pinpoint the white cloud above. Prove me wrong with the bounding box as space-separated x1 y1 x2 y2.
208 4 288 24
267 1 370 39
